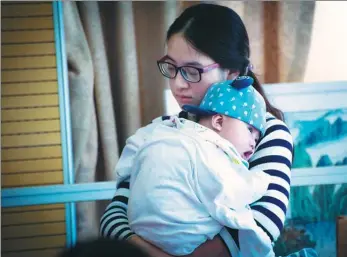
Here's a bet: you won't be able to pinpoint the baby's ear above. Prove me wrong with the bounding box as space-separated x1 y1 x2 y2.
211 114 224 131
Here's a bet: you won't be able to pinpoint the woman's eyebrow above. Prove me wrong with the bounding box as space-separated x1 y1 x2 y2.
163 55 203 67
184 61 203 67
162 55 176 62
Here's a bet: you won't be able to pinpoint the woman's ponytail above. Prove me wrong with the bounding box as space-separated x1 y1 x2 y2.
246 69 284 121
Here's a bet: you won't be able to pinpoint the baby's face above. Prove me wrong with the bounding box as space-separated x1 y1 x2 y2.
219 117 260 161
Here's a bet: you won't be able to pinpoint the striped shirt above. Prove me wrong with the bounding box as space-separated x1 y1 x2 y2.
100 111 293 256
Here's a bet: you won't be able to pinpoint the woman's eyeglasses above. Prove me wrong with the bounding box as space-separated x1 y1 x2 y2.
157 59 220 83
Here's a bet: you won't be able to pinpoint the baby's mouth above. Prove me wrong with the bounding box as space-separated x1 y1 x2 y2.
243 151 253 160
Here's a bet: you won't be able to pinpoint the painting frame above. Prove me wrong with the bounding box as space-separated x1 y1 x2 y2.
264 80 347 187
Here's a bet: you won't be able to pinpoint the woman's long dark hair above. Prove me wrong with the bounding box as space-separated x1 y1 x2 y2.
167 3 284 121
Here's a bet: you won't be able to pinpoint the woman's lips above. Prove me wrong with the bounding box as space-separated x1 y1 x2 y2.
176 95 193 104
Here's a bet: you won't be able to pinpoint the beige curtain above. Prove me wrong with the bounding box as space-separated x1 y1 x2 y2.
64 0 180 240
219 1 316 83
279 2 316 82
64 1 119 240
63 1 315 240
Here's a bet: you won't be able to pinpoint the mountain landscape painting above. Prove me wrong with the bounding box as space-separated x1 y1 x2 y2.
285 109 347 168
274 183 347 257
273 108 347 257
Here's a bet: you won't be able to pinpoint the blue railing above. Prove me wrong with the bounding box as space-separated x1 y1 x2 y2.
2 182 116 208
53 1 77 247
2 166 345 207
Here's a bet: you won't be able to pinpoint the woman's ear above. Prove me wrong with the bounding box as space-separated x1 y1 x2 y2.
211 114 224 132
227 70 240 80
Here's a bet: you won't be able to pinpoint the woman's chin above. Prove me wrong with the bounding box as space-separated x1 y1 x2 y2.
177 98 194 107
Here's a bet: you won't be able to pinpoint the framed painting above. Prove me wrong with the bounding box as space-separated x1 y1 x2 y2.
265 80 347 176
265 80 347 257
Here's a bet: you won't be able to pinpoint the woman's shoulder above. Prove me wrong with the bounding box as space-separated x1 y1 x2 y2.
131 115 174 136
151 111 189 123
255 113 294 167
263 112 293 144
265 112 290 131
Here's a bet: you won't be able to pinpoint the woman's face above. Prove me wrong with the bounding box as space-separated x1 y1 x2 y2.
165 34 237 107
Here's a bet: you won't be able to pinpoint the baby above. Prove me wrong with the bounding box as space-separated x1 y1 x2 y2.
115 77 272 256
183 76 265 162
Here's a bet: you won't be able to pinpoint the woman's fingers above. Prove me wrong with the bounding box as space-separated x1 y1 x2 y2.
128 235 174 257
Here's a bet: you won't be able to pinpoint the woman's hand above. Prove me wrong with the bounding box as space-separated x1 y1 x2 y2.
128 235 173 257
128 234 230 257
183 235 231 257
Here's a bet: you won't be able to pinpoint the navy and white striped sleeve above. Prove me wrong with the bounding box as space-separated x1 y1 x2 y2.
99 114 175 240
223 114 293 248
99 178 134 240
248 114 293 242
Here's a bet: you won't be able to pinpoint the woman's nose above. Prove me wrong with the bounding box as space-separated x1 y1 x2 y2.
174 71 189 89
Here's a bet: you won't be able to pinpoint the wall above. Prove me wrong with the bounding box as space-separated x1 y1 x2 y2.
304 1 347 82
1 2 66 257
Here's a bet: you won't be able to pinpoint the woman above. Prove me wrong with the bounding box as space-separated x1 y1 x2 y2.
101 3 294 257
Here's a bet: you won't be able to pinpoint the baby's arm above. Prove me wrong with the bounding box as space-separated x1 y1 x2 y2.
193 142 271 228
100 114 182 239
114 123 158 185
100 122 158 239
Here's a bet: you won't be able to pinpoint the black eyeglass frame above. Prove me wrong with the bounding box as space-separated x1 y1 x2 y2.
156 59 220 83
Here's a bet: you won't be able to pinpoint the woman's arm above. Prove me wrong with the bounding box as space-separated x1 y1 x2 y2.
249 115 293 241
128 235 174 257
100 178 135 239
99 126 153 239
100 115 174 239
128 234 230 257
100 181 175 256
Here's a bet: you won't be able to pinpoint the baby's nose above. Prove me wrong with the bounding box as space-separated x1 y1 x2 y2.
250 139 256 150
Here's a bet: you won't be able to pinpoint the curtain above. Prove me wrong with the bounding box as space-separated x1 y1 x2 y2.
64 1 118 240
279 1 316 82
63 1 315 240
64 0 180 240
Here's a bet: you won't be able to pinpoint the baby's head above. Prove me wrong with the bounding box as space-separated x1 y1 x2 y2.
183 77 266 161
